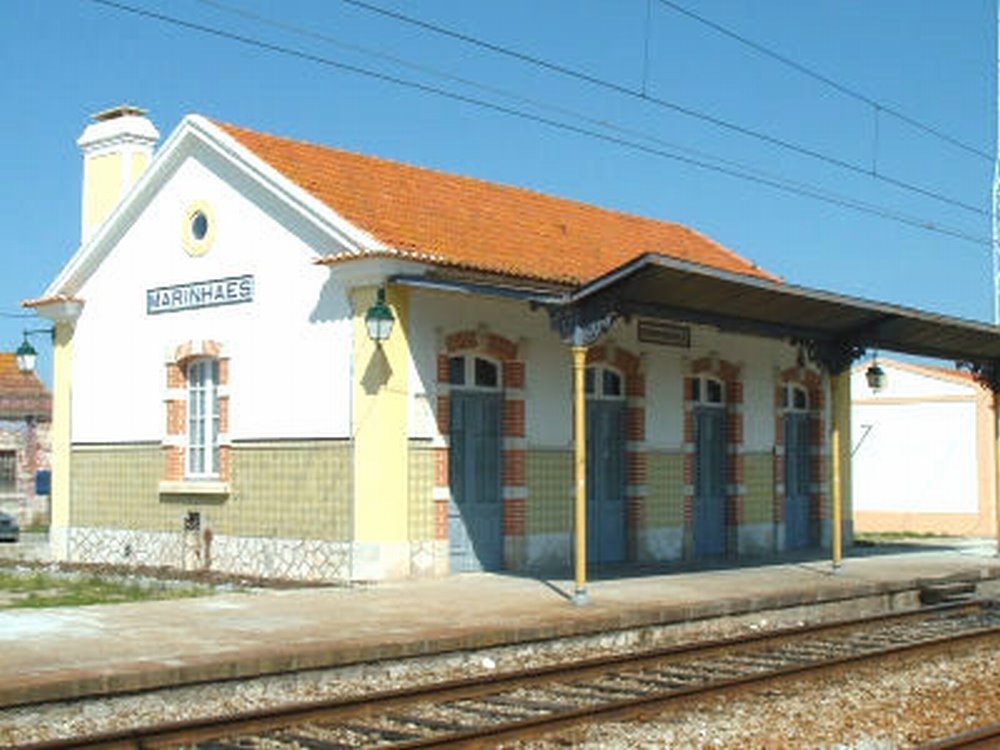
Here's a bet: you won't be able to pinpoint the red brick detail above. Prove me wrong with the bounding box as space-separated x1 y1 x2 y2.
436 395 450 435
484 333 518 362
626 452 647 485
167 363 184 388
612 348 640 377
446 331 479 353
502 449 526 486
502 399 525 438
218 398 230 434
502 360 525 390
626 372 646 398
625 407 645 441
683 495 694 524
434 500 449 540
626 496 644 531
437 354 450 383
219 446 231 482
166 400 185 436
585 345 607 365
434 448 449 488
504 498 526 536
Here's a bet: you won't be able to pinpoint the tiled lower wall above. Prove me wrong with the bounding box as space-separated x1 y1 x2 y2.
65 442 822 580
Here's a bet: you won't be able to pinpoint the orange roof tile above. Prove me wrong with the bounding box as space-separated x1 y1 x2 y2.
216 122 778 286
0 354 51 421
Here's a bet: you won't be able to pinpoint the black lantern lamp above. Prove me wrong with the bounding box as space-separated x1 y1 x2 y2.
364 287 395 344
14 328 54 374
865 355 887 393
15 336 37 374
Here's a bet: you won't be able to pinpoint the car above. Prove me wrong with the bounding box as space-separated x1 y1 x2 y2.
0 512 19 543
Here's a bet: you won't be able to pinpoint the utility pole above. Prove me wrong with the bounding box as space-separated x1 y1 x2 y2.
995 0 1000 324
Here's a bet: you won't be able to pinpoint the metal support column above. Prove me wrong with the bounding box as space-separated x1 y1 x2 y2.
830 370 851 570
571 345 589 605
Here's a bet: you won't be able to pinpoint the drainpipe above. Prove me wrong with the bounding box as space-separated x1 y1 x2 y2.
571 345 589 605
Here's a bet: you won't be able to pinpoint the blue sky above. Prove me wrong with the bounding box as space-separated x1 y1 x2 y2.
1 1 995 383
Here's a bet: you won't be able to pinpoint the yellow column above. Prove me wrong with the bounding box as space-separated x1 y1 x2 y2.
993 391 1000 556
351 285 410 580
830 370 852 569
49 321 75 560
571 345 589 605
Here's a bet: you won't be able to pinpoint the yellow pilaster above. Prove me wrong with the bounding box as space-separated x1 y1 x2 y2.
830 370 852 568
49 321 75 559
571 345 588 605
351 285 410 578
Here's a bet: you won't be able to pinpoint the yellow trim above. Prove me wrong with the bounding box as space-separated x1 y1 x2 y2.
571 345 588 603
830 371 852 568
49 321 74 557
181 200 216 257
351 285 409 544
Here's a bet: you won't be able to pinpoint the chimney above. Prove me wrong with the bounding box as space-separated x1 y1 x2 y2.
77 105 159 243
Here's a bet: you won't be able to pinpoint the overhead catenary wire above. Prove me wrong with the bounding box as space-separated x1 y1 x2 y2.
656 0 993 163
195 0 983 242
334 0 987 216
87 0 991 248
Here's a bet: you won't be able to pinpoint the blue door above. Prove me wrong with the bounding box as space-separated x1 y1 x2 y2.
784 413 811 549
586 400 627 565
449 391 503 572
694 406 727 558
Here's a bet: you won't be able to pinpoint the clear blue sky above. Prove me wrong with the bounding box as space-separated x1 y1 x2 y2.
1 1 995 383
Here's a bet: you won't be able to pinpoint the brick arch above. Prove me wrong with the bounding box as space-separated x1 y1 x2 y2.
774 366 825 548
164 340 230 482
434 330 526 570
683 356 743 558
585 344 646 561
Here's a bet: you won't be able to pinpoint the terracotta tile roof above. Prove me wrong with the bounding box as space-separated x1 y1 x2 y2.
0 354 51 421
216 122 778 286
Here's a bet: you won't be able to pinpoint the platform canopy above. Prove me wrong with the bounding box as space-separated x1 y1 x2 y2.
395 252 1000 378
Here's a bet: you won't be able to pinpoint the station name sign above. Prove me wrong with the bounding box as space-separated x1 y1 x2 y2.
147 275 255 315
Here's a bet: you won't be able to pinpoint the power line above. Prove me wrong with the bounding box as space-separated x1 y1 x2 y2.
194 0 991 247
334 0 987 216
86 0 991 248
655 0 993 163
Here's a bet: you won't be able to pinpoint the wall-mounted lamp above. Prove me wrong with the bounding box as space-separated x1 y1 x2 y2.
15 328 54 374
364 287 395 344
865 355 887 393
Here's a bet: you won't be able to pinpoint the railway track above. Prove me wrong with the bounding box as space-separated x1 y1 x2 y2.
21 599 1000 749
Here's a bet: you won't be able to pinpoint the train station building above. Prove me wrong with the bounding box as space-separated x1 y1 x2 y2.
24 107 1000 587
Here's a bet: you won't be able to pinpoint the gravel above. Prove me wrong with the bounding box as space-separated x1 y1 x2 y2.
0 620 995 747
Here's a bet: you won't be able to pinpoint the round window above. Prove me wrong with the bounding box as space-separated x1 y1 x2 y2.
182 202 215 256
190 211 209 241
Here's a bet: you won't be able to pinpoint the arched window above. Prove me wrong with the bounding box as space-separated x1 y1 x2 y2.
585 365 624 400
186 358 220 478
691 374 725 406
783 383 809 412
448 355 502 390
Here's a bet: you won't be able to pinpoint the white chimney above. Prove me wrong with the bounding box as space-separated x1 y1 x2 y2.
77 105 159 243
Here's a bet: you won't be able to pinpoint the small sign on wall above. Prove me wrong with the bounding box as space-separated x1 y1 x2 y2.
147 275 254 315
637 319 690 348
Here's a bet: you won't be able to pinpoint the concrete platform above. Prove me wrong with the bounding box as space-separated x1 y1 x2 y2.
1 540 998 708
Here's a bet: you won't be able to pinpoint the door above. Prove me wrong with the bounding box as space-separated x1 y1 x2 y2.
694 406 727 558
586 400 626 565
449 391 503 572
784 413 811 550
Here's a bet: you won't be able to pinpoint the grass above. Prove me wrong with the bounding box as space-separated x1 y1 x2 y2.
0 569 216 609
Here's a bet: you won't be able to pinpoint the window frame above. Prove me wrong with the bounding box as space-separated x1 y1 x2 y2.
585 365 625 401
0 450 15 492
447 354 503 391
186 357 221 479
691 374 725 407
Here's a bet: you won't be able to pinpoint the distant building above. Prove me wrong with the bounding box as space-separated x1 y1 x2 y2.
0 353 52 525
851 358 996 537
